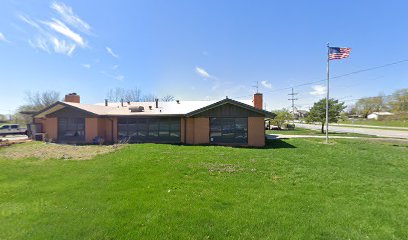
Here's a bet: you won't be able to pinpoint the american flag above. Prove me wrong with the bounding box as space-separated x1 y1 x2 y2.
329 47 351 60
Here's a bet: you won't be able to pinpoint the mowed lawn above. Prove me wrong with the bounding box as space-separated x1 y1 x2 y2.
1 139 408 239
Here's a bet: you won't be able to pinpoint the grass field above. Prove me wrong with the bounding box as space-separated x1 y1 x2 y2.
1 139 408 239
340 119 408 128
266 127 378 138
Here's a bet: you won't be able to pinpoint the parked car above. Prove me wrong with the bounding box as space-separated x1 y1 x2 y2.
0 124 28 136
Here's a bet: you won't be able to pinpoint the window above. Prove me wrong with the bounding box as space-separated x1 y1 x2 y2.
210 118 248 144
118 118 180 142
11 125 18 129
58 118 85 141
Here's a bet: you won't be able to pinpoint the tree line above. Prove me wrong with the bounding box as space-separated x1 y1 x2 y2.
270 88 407 133
349 88 408 117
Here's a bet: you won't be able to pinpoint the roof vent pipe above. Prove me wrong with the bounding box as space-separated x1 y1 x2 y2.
155 98 158 108
121 98 124 107
105 99 108 106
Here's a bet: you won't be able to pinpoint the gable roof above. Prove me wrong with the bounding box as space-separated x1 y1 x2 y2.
34 98 272 118
185 98 272 117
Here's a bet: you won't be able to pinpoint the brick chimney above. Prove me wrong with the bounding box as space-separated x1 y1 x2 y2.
64 93 80 103
253 93 263 110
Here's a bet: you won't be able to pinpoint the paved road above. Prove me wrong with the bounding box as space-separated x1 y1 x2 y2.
330 123 408 130
296 123 408 139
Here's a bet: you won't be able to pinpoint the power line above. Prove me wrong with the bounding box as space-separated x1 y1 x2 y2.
294 94 395 110
233 58 408 99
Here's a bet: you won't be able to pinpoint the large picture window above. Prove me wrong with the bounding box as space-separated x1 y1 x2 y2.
210 117 247 144
118 118 180 143
58 118 85 141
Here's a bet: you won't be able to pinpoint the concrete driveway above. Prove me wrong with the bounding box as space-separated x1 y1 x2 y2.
0 134 29 142
296 123 408 139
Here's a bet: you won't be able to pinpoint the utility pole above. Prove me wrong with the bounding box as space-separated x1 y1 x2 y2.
288 87 298 124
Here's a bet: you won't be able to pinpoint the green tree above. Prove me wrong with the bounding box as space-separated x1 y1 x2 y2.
354 95 387 118
306 98 346 133
271 109 293 129
389 88 408 113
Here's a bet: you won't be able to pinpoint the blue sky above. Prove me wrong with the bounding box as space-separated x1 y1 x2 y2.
0 0 407 114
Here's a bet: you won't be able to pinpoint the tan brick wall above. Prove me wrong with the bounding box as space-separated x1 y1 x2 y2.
85 118 98 143
184 117 210 144
97 118 106 140
193 117 209 144
248 117 265 147
185 118 194 144
103 118 114 143
43 117 58 140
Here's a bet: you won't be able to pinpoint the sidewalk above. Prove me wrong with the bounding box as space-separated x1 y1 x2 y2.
266 134 408 142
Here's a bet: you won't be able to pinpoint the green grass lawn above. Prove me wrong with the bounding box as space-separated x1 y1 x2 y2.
1 139 408 239
266 127 378 138
340 119 408 128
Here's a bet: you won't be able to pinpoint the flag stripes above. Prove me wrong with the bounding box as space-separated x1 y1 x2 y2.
329 47 351 60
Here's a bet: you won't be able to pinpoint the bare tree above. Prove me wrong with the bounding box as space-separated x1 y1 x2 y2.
124 89 142 102
161 95 175 102
25 90 61 111
107 88 142 102
13 90 61 124
141 94 157 102
107 88 125 102
106 88 174 102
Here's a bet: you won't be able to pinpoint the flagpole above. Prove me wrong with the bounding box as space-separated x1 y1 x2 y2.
325 43 330 144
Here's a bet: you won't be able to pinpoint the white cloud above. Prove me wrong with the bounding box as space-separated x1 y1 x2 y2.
310 85 327 95
82 63 91 68
116 75 125 81
112 64 119 70
101 71 124 81
195 67 210 78
42 18 85 47
51 1 91 34
17 14 42 31
195 66 217 80
51 37 76 56
106 47 119 58
28 37 51 53
0 32 10 43
18 7 91 56
261 80 272 89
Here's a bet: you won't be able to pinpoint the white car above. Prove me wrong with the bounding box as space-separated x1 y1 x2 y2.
0 124 28 136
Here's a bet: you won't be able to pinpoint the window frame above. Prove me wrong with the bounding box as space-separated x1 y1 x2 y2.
118 117 181 143
209 117 248 144
58 117 85 141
